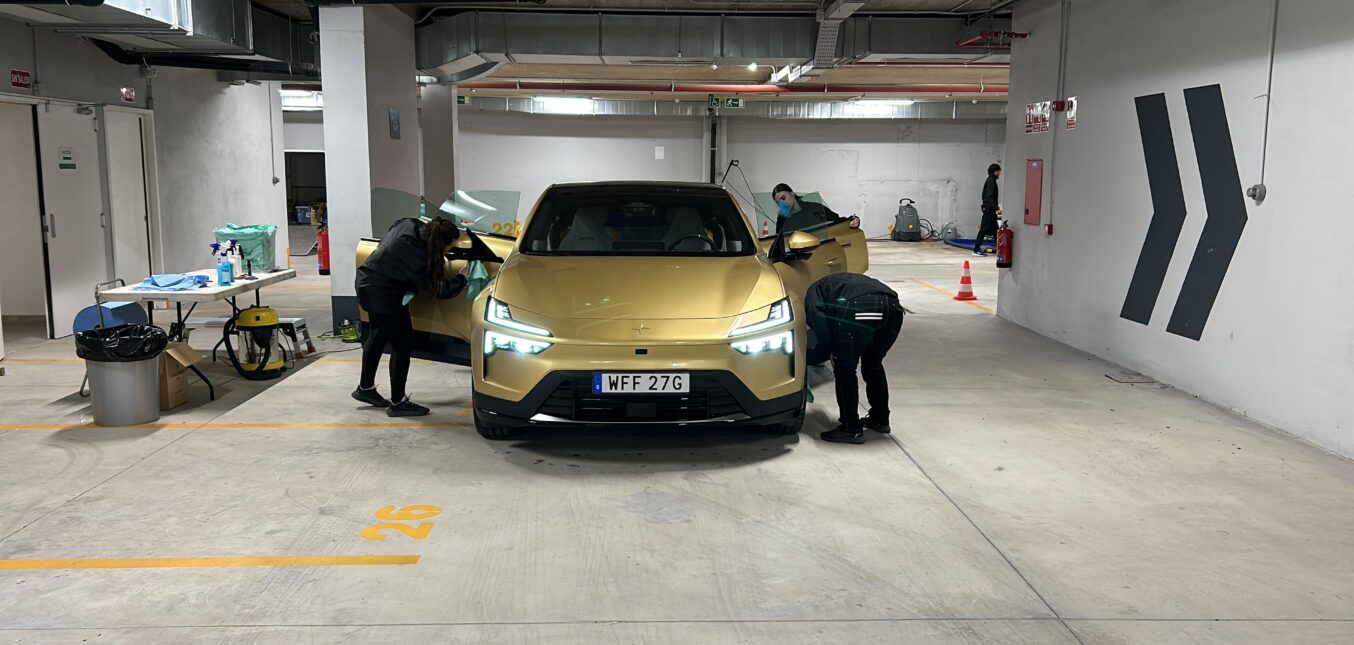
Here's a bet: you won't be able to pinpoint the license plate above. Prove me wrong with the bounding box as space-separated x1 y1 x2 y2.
593 372 689 394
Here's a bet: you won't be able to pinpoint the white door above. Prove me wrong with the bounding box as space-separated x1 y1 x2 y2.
37 103 110 338
0 102 49 356
102 110 152 283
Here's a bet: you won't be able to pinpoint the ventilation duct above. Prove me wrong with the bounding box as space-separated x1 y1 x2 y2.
458 96 1007 121
419 11 1014 83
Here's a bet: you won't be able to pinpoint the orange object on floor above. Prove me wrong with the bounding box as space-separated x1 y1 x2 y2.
954 260 978 301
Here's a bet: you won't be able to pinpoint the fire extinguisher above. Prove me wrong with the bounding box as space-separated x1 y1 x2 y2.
996 222 1013 269
316 225 331 276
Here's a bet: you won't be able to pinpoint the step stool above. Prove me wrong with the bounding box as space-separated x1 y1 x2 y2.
279 317 316 358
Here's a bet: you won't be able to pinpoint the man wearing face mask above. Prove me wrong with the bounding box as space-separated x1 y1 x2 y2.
772 183 861 235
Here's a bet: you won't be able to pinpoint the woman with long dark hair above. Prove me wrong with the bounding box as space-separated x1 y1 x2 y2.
353 216 467 417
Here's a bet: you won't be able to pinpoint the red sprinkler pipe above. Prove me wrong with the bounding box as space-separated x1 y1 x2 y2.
458 81 1008 94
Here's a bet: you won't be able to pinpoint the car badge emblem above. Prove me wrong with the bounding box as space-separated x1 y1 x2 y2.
634 323 650 335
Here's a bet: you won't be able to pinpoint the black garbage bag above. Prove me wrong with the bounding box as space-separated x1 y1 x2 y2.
75 324 168 363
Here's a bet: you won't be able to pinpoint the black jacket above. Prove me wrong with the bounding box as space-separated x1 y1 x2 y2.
776 199 841 235
981 174 1000 213
805 273 900 361
355 218 466 313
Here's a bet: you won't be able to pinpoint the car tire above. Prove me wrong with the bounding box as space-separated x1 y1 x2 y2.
473 409 518 440
770 396 807 435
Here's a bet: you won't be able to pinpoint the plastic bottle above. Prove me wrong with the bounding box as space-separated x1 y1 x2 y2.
229 245 242 277
217 254 234 286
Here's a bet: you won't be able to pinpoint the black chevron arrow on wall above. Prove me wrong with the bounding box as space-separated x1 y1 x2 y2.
1121 84 1248 341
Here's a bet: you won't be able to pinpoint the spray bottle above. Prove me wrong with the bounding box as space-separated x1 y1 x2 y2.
217 251 234 286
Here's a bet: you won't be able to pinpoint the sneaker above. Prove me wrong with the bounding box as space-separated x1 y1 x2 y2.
819 426 866 444
387 397 431 417
352 387 392 408
863 416 891 434
972 250 988 257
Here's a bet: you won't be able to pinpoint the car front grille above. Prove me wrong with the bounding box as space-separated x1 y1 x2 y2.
536 376 743 423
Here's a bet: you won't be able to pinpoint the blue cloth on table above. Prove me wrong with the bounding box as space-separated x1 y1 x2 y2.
132 274 209 291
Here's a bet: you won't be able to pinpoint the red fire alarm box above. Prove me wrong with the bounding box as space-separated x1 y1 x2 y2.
1024 158 1044 226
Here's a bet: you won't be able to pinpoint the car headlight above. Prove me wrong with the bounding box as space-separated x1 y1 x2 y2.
484 330 552 356
486 297 551 337
730 330 794 355
729 298 792 337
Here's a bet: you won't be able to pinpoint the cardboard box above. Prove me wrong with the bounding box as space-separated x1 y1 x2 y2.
160 342 204 411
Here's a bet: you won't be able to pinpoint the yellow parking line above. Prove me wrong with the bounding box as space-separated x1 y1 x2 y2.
0 421 465 430
2 358 83 363
0 555 420 570
912 279 996 314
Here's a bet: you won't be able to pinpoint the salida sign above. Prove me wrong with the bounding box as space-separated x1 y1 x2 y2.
10 69 32 90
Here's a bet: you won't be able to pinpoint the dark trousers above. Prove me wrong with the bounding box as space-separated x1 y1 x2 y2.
358 306 416 402
830 296 904 428
974 208 998 251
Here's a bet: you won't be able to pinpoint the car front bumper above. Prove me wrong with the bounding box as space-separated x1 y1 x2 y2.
474 370 805 429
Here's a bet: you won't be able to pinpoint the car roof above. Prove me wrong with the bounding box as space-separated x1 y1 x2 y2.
546 181 727 191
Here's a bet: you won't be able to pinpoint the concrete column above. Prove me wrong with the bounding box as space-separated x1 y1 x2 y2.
318 5 421 330
420 83 460 207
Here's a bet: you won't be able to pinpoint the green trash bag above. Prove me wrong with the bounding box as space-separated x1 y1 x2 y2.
214 224 278 273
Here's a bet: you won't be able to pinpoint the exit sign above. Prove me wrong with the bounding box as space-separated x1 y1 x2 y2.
10 69 32 90
724 97 745 108
457 95 468 105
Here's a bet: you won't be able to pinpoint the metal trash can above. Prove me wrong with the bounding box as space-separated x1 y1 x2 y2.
76 324 168 427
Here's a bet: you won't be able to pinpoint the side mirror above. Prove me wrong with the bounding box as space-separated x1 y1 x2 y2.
787 231 821 253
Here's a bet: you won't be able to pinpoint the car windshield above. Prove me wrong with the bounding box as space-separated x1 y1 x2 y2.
521 185 755 257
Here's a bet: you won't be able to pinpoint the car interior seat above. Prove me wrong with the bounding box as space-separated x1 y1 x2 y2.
558 207 613 251
663 207 713 251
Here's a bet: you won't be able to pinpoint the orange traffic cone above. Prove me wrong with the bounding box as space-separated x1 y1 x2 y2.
761 218 770 237
954 260 978 301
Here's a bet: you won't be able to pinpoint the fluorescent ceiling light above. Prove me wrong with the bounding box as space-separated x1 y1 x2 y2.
416 75 437 84
854 98 916 107
280 89 323 112
533 96 594 115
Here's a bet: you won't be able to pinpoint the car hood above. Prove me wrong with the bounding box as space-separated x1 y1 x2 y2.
491 254 784 320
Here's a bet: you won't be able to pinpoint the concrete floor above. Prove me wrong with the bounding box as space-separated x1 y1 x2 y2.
1 243 1351 644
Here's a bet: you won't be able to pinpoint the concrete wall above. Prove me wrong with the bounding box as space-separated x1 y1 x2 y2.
457 111 707 222
283 111 325 152
1001 0 1354 456
0 19 147 108
726 118 1005 239
152 69 289 272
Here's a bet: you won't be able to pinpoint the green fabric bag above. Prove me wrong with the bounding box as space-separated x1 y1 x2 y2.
464 260 490 301
214 224 278 272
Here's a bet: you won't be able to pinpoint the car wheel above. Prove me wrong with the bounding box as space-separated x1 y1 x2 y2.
473 409 518 440
770 397 807 435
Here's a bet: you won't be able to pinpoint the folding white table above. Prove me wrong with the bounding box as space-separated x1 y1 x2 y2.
95 269 298 400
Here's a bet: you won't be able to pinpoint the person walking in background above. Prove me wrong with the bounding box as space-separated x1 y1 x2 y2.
973 163 1003 257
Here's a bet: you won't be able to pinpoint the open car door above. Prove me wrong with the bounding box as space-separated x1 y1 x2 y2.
356 229 513 363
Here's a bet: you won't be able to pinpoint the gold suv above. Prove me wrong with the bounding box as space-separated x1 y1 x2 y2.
356 182 867 438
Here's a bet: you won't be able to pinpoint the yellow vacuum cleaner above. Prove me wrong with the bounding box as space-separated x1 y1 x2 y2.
223 306 289 380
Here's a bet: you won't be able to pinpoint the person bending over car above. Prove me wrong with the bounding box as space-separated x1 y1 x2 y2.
771 183 861 234
805 273 905 444
353 216 467 417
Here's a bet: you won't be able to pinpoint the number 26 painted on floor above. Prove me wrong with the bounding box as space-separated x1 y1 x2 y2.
360 505 442 541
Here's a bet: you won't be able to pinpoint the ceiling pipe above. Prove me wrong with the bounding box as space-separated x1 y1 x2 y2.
459 81 1007 95
955 31 1029 49
0 0 104 5
90 39 320 77
843 60 1009 67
